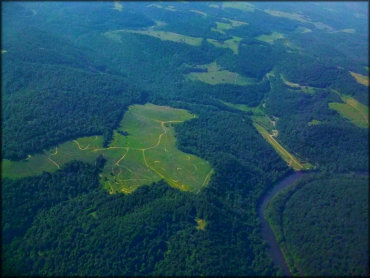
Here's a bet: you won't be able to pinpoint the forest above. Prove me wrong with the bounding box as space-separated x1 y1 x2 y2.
2 1 368 276
265 173 368 276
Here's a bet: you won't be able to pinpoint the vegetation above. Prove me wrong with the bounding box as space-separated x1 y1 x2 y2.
265 173 369 276
329 95 369 128
185 62 255 86
207 36 242 55
106 29 203 46
3 104 213 194
256 32 285 44
1 1 368 276
350 71 369 86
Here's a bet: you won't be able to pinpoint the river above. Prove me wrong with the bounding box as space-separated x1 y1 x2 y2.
258 171 306 276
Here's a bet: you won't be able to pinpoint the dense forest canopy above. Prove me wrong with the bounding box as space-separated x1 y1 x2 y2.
1 1 368 276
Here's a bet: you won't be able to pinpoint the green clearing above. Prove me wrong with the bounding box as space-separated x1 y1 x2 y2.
1 50 7 54
106 30 203 46
220 100 313 171
207 36 242 55
211 19 248 34
280 74 316 94
208 4 220 9
222 2 255 12
350 71 369 86
195 218 207 230
308 119 322 126
2 104 213 194
329 95 369 128
265 9 333 31
341 28 355 33
185 62 256 86
189 9 207 16
264 10 307 23
113 1 123 12
256 32 285 44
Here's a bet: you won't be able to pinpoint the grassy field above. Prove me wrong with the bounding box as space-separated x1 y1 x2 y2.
106 30 203 46
222 2 255 12
350 71 369 86
189 9 207 16
280 74 316 94
2 104 213 194
308 119 322 126
264 9 308 23
256 32 285 44
220 100 313 171
329 95 368 128
207 36 242 55
185 62 256 86
211 19 248 34
113 1 123 11
195 218 207 230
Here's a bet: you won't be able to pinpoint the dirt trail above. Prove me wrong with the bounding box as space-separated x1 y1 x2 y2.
73 140 89 150
45 156 60 169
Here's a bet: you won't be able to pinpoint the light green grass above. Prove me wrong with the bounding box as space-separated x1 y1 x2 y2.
350 71 369 86
329 95 368 128
308 120 321 126
265 9 333 32
264 10 307 22
189 9 207 16
211 19 248 34
106 30 203 46
185 62 256 86
222 2 255 12
195 218 207 230
2 104 213 194
341 28 355 33
207 36 242 55
113 1 123 11
256 32 285 44
280 74 316 94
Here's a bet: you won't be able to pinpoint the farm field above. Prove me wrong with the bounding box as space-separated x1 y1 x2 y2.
207 36 242 54
256 32 285 44
329 94 369 128
105 29 203 46
211 19 248 34
186 62 256 85
350 71 369 86
280 74 316 94
2 104 213 194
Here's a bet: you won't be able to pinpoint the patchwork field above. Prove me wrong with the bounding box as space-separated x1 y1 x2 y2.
222 2 255 12
264 9 307 23
280 74 316 94
207 36 242 55
2 104 213 194
350 71 369 86
113 1 123 11
308 119 322 126
105 30 203 46
329 95 369 128
211 19 248 34
220 100 313 171
256 32 285 44
185 62 256 85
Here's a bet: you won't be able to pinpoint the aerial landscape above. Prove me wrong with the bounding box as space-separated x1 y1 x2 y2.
1 1 368 276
